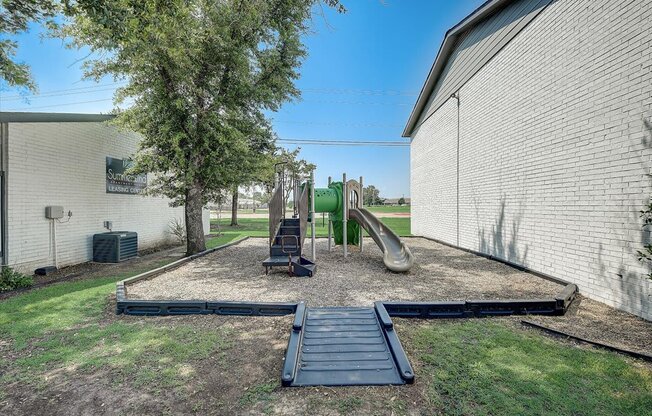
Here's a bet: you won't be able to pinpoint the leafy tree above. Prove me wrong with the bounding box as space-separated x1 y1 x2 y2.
63 0 343 254
363 185 384 206
275 147 316 208
398 196 405 205
0 0 58 91
229 146 276 226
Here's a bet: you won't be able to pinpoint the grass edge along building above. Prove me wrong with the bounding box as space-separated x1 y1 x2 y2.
0 112 210 274
404 0 652 320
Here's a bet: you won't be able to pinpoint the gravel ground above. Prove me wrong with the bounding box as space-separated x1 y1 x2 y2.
127 237 564 306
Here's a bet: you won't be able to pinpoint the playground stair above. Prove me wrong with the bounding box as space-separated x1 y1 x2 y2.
282 303 414 386
263 218 316 277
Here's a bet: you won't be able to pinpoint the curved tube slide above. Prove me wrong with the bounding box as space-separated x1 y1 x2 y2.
349 208 414 272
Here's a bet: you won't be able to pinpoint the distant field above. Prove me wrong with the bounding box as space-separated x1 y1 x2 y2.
214 205 409 216
364 205 410 214
214 209 269 215
211 214 410 238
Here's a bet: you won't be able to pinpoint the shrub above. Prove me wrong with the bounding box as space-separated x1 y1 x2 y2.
167 218 186 245
0 266 33 292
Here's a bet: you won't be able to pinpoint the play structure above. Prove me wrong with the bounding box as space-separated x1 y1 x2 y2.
263 166 414 276
114 165 578 388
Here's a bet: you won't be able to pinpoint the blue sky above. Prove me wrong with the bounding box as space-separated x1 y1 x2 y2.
0 0 484 198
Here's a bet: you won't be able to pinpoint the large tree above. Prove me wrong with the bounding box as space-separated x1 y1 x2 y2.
63 0 343 254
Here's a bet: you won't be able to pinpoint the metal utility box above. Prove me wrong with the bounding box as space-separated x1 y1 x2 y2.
93 231 138 263
45 206 64 219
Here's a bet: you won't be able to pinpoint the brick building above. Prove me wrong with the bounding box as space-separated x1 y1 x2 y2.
404 0 652 319
0 112 210 273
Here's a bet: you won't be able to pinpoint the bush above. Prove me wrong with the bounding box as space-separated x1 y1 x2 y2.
0 266 34 293
167 218 186 245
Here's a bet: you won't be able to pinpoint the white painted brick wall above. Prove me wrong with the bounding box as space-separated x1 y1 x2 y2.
7 122 211 272
411 0 652 320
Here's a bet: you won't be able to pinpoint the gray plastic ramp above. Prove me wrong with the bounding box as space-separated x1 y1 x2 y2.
283 306 413 387
349 208 414 272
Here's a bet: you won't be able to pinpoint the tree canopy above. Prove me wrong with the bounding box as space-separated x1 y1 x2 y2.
363 185 384 206
61 0 342 254
0 0 58 91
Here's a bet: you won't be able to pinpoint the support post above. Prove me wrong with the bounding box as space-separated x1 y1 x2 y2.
293 174 298 218
310 170 316 261
359 176 363 253
327 176 332 251
343 173 347 258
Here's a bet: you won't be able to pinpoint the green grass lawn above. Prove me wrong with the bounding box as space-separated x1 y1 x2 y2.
212 215 411 239
406 321 652 415
364 205 410 214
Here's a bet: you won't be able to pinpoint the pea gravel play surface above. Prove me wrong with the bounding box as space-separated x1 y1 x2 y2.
127 237 564 305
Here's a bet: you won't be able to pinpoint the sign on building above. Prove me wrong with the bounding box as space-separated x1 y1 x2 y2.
106 157 147 194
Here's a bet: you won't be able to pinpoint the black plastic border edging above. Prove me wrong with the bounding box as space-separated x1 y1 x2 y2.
381 284 578 319
521 319 652 363
374 302 415 383
118 299 298 316
282 301 306 386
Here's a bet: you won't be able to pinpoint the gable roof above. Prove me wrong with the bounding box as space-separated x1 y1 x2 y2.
402 0 552 137
0 112 115 123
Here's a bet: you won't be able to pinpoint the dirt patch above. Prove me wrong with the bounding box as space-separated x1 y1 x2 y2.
522 294 652 355
127 237 564 306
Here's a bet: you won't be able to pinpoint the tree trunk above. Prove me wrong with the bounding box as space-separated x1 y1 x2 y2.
185 183 206 255
231 187 239 226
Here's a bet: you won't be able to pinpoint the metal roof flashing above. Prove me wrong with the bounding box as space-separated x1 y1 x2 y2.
0 112 115 123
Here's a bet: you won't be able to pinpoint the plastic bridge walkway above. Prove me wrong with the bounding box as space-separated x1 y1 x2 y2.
282 303 414 387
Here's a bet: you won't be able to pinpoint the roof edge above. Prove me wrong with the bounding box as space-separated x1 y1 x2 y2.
402 0 513 137
0 112 116 123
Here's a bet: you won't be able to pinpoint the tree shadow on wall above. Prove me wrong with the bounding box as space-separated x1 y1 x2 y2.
600 116 652 316
477 195 529 266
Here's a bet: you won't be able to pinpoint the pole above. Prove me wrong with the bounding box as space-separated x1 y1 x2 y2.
343 173 347 258
359 176 363 253
327 176 332 251
293 174 298 218
279 169 285 218
310 170 316 261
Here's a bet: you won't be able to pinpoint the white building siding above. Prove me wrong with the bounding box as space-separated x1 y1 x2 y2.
411 100 458 244
7 122 210 272
411 0 652 319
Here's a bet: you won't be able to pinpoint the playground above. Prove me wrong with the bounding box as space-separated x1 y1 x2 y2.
114 169 649 392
